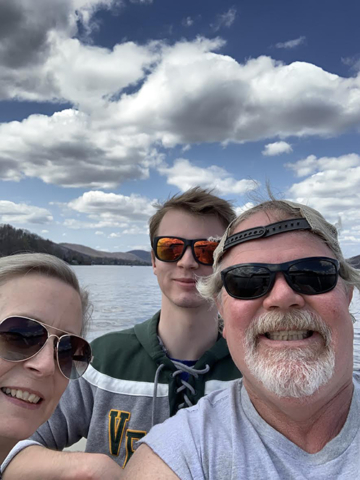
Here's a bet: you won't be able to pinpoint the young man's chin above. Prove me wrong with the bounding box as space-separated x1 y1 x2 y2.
171 294 206 310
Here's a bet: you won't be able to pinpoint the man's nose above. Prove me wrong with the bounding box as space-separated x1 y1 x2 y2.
262 273 305 311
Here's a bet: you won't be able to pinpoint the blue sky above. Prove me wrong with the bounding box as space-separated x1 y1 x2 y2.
1 0 360 256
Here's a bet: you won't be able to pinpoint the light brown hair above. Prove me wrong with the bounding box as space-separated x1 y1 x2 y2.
149 187 236 244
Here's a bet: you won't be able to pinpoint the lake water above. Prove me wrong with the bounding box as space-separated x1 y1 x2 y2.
72 265 360 370
73 265 162 341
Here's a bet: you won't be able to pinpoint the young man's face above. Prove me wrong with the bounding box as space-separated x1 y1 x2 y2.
152 209 226 310
218 211 354 401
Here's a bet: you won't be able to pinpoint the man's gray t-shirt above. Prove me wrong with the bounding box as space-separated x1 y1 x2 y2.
140 373 360 479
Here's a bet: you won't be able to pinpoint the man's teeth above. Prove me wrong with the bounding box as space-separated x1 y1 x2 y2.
1 388 41 404
265 330 312 341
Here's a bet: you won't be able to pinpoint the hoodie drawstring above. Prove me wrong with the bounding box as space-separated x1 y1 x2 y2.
152 363 165 427
151 361 210 426
171 361 210 409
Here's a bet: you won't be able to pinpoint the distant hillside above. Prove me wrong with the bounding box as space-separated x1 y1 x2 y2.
0 224 151 266
127 249 152 264
61 243 150 264
0 224 93 265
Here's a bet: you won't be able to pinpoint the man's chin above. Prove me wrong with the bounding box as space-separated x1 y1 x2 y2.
255 340 326 361
245 347 335 398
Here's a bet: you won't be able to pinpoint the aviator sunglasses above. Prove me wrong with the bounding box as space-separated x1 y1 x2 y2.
221 257 340 300
0 316 92 380
153 236 220 265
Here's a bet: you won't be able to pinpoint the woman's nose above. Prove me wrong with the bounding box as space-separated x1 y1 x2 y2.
23 337 57 377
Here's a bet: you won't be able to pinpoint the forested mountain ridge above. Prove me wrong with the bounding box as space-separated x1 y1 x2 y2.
0 224 151 266
1 223 358 268
60 243 152 264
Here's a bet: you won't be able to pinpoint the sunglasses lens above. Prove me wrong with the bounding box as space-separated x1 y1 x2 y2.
156 237 185 262
224 266 272 299
288 259 338 295
0 317 47 361
223 258 339 300
194 241 219 265
57 336 92 380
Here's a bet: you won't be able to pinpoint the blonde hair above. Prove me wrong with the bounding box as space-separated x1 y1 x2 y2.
0 253 91 335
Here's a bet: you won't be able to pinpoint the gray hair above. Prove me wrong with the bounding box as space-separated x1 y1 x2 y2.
0 253 91 335
197 200 360 306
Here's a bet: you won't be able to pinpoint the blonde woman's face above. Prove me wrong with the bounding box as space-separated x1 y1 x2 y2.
0 274 82 449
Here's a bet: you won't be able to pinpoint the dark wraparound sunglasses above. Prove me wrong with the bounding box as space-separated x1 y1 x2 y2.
221 257 340 300
0 316 92 380
153 236 220 265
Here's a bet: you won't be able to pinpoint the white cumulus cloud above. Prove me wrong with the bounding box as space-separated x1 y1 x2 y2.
234 202 254 216
0 109 154 189
158 158 259 195
286 153 360 178
262 141 293 156
0 200 53 224
0 3 360 191
285 154 360 245
0 0 135 103
68 191 157 223
110 45 360 146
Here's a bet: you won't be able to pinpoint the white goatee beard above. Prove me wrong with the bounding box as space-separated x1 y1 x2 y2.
244 310 335 398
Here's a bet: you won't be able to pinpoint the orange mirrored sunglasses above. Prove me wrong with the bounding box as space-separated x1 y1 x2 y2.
153 236 219 265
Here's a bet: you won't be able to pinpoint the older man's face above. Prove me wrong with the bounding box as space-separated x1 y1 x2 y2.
218 212 354 400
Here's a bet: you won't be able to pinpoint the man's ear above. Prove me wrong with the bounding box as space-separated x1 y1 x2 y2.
151 250 157 276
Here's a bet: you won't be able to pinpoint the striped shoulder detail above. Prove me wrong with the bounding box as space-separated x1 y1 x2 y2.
205 379 237 395
83 364 169 397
